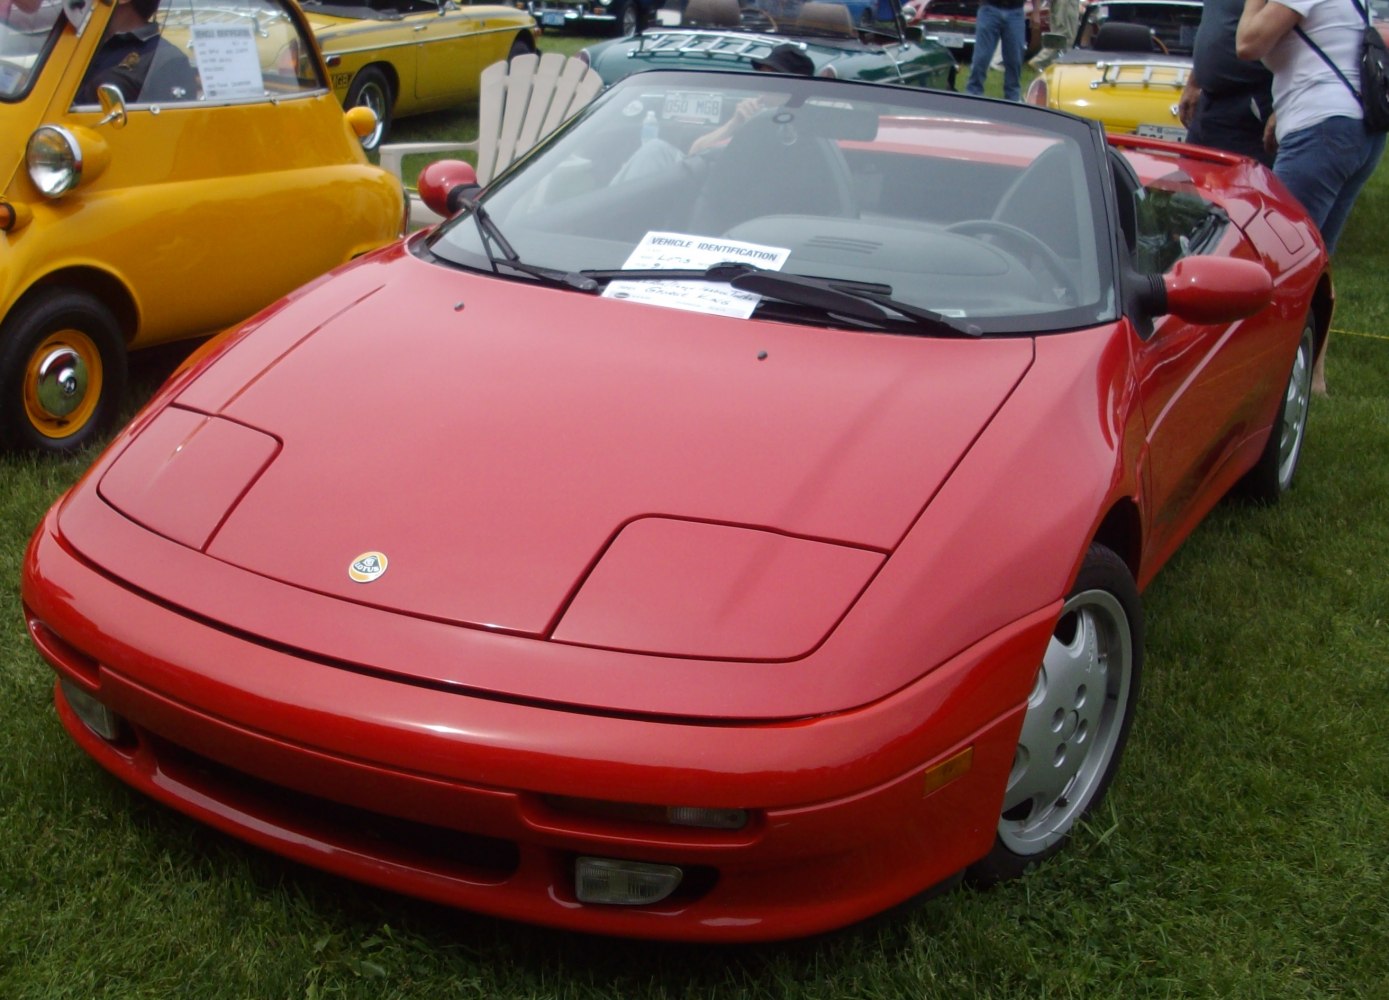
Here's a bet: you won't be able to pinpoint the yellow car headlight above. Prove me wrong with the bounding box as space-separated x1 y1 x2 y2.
26 125 109 199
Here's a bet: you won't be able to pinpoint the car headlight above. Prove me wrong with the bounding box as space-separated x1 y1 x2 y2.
26 125 109 199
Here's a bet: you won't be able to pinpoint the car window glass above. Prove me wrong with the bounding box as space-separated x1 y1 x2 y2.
0 0 64 100
1129 169 1222 275
428 75 1116 335
71 0 325 109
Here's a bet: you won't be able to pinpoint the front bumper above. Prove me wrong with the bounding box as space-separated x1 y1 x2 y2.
23 502 1052 941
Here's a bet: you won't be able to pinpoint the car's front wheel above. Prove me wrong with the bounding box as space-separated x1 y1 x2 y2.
346 67 393 152
0 289 128 454
968 543 1142 885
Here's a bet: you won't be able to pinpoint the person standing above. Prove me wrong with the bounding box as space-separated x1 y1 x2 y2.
1237 0 1386 253
1030 0 1081 72
1237 0 1384 392
1178 0 1276 165
967 0 1029 101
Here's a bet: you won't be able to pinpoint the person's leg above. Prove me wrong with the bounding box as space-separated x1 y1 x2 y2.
1274 116 1383 254
1318 128 1386 255
998 5 1025 100
966 4 1003 96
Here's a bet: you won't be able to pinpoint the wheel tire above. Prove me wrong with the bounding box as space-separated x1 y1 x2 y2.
0 290 127 455
1238 315 1315 504
967 543 1143 886
345 67 393 153
618 0 638 35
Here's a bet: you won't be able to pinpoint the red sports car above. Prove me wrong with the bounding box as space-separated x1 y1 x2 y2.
22 71 1329 942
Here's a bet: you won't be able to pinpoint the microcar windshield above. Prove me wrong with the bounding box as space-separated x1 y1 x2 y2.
427 73 1116 335
0 0 64 100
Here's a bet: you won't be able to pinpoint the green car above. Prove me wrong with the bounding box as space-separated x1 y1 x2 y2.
579 0 957 89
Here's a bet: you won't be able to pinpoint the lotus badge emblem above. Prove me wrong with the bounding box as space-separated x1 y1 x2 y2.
348 551 388 583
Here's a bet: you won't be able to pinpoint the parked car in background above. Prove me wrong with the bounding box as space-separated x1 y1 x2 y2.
527 0 663 36
902 0 1046 62
299 0 538 150
580 0 957 88
0 0 405 454
24 69 1330 941
1025 0 1201 140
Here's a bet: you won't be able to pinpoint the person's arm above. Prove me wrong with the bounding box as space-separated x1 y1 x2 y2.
1236 0 1303 61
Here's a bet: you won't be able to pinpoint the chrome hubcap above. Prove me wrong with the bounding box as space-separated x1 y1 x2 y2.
999 588 1132 856
1278 331 1313 489
33 346 88 418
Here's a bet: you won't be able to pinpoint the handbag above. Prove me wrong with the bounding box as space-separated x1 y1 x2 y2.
1294 0 1389 134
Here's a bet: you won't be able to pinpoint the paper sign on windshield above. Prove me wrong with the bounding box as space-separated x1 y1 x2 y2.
191 23 265 100
603 232 790 319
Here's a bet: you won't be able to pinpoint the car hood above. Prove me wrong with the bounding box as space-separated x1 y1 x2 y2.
95 246 1034 661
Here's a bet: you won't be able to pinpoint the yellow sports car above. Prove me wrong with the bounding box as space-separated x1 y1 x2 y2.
1 0 404 454
299 0 539 149
1025 0 1202 141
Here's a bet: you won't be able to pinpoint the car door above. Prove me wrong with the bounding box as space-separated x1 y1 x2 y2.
1120 158 1289 558
413 0 491 104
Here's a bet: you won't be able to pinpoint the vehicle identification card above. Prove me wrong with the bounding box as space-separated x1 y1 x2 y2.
604 232 790 319
191 24 265 100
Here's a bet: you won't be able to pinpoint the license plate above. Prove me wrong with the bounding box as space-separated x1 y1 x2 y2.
1136 124 1187 141
541 11 566 26
662 90 723 123
931 31 966 48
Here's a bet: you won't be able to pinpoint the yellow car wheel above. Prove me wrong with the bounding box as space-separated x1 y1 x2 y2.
1 290 127 455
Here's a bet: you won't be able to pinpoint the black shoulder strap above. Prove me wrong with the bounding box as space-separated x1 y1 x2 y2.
1293 0 1369 102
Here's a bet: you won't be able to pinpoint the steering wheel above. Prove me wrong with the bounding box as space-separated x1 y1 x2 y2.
945 219 1080 305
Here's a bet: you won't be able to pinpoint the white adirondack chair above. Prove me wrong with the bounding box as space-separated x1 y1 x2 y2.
378 52 604 228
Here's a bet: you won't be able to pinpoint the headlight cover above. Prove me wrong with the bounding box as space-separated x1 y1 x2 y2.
26 126 83 198
26 125 109 199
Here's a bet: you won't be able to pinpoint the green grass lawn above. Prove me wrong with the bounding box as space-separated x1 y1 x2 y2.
2 55 1387 999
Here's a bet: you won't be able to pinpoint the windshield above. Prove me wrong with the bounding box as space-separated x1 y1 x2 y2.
0 0 64 100
427 73 1115 334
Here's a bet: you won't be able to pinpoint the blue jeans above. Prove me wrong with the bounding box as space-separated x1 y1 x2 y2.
966 3 1026 101
1274 115 1387 255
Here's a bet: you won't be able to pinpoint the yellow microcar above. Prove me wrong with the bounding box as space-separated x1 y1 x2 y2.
1 0 405 454
300 0 539 150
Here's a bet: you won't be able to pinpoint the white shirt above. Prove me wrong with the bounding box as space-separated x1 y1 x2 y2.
1264 0 1366 136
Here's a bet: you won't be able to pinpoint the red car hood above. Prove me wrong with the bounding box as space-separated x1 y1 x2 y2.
99 248 1034 658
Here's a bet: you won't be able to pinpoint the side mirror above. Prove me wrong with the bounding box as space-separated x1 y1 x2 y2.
1161 256 1273 324
96 84 127 129
418 159 480 218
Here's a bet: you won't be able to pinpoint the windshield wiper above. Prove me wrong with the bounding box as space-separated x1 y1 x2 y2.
594 263 978 334
584 262 978 337
458 196 599 292
728 269 978 336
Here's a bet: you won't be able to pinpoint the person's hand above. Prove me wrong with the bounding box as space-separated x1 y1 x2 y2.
1263 112 1278 156
1177 79 1201 127
731 96 762 126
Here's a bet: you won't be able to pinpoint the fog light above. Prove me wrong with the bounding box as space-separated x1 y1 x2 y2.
60 679 124 742
575 857 683 905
